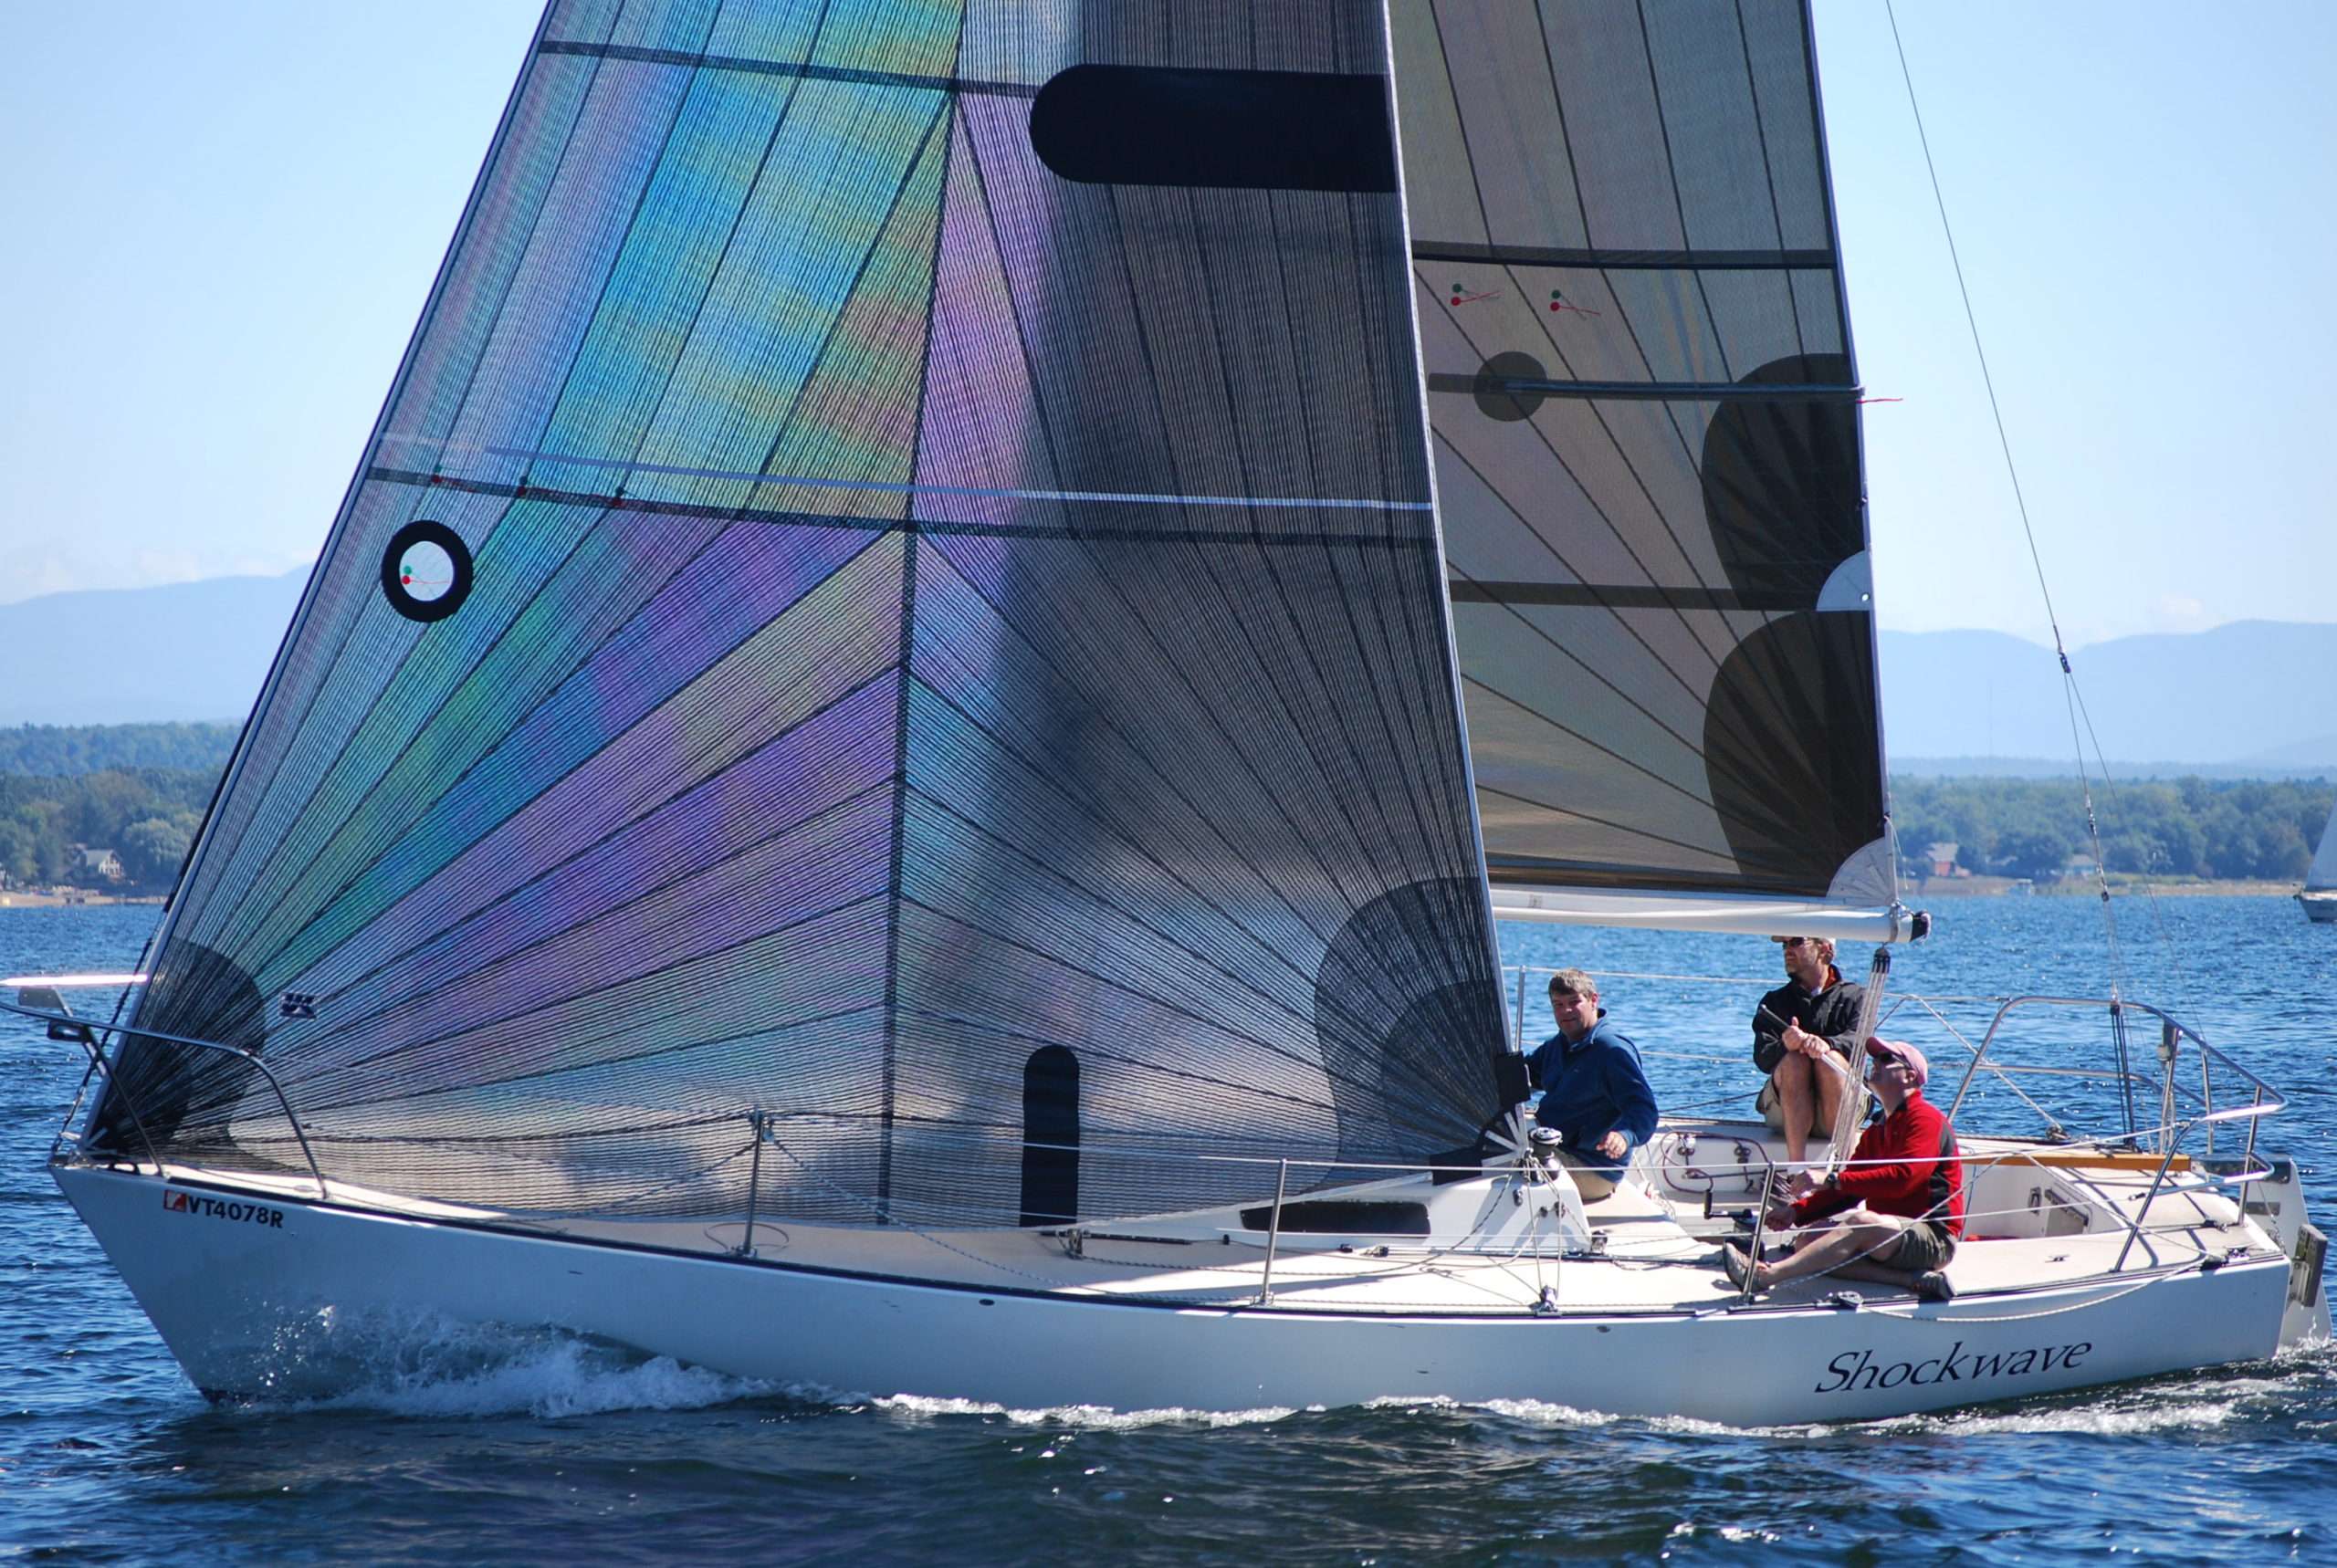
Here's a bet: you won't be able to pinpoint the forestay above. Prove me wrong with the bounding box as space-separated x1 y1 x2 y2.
1390 0 1901 932
93 0 1513 1228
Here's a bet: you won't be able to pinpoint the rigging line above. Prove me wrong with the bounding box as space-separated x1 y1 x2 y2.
1881 0 2127 992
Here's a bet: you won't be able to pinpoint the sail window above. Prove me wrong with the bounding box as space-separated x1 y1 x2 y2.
1029 65 1397 193
1019 1046 1080 1228
1238 1200 1430 1235
379 520 473 623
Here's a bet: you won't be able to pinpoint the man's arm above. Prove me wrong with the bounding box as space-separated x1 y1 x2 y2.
1610 1048 1660 1147
1577 1044 1661 1159
1783 1179 1858 1229
1751 988 1791 1074
1831 1103 1937 1204
1814 981 1866 1059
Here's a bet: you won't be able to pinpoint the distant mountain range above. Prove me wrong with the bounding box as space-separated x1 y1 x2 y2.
0 572 305 726
5 575 2333 776
1879 622 2337 774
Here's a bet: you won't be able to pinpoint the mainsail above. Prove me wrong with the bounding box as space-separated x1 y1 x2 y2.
94 0 1513 1226
2308 806 2337 894
1389 0 1903 936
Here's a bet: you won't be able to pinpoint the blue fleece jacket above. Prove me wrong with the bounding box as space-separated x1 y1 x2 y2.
1525 1013 1661 1176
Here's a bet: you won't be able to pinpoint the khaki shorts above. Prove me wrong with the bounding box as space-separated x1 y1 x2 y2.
1555 1149 1619 1202
1755 1077 1831 1139
1886 1218 1956 1272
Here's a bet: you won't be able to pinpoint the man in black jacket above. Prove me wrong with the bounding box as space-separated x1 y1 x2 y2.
1752 936 1864 1167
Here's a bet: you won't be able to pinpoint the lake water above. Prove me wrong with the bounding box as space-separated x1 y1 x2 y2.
5 897 2334 1564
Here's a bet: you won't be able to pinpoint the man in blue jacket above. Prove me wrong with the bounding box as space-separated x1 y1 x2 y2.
1525 968 1661 1200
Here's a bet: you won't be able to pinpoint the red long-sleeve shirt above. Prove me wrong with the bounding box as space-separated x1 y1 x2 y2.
1789 1092 1965 1238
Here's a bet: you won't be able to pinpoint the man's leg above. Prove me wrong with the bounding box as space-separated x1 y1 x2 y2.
1556 1150 1619 1201
1755 1211 1910 1288
1772 1054 1816 1166
1812 1059 1844 1145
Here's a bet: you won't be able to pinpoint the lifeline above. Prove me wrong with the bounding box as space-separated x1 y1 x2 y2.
1815 1340 2091 1394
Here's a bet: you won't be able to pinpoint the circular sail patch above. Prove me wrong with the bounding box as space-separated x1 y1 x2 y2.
380 520 473 622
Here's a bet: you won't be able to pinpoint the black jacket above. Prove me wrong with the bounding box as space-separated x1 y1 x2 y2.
1751 973 1865 1076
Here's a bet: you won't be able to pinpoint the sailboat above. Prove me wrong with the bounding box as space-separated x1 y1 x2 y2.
2301 804 2337 922
26 0 2325 1423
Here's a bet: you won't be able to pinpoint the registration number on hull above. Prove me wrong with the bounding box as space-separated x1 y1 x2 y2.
162 1188 286 1229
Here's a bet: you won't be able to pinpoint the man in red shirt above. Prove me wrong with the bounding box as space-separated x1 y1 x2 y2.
1723 1038 1964 1302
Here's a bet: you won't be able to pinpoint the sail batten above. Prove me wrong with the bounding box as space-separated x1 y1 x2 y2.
1390 0 1895 911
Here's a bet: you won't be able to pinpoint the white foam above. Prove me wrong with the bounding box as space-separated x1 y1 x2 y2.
239 1308 769 1418
867 1393 1299 1429
320 1338 763 1419
1470 1398 1619 1427
1903 1399 2240 1437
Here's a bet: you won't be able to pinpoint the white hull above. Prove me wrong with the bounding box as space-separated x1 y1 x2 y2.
2300 891 2337 924
54 1162 2316 1425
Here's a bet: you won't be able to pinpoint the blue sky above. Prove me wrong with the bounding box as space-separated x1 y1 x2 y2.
2 2 2329 648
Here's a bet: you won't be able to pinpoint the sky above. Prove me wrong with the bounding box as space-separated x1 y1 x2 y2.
1 2 2330 648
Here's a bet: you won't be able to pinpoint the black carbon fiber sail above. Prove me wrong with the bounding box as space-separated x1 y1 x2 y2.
1390 0 1896 907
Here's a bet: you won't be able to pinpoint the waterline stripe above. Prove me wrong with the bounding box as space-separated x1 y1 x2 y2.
372 435 1433 513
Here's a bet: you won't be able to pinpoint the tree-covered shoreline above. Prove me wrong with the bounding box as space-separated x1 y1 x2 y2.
1 768 220 891
3 735 2330 893
0 723 239 777
1894 775 2333 883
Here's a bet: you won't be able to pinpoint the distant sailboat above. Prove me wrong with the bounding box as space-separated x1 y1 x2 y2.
26 0 2323 1423
2301 803 2337 922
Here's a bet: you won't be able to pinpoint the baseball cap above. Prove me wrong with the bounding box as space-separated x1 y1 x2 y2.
1864 1037 1929 1090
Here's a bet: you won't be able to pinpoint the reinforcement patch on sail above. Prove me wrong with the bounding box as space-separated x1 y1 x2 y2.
97 0 1511 1228
1391 0 1893 900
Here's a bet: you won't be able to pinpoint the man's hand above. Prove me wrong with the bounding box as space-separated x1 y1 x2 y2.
1782 1170 1821 1200
1782 1019 1824 1058
1598 1130 1628 1160
1762 1202 1798 1231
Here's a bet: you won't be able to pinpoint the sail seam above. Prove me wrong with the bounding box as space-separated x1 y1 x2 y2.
370 444 1430 511
877 533 914 1220
1458 677 1715 818
1632 0 1735 387
268 667 910 1046
1430 430 1718 716
1471 776 1724 862
364 468 1439 540
539 38 1042 99
168 22 644 927
744 97 951 509
207 4 761 974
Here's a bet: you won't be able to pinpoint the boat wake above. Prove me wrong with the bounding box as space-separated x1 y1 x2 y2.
227 1308 771 1418
865 1394 1303 1429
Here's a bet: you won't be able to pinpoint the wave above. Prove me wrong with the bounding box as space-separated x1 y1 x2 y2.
865 1393 1302 1429
219 1308 770 1418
